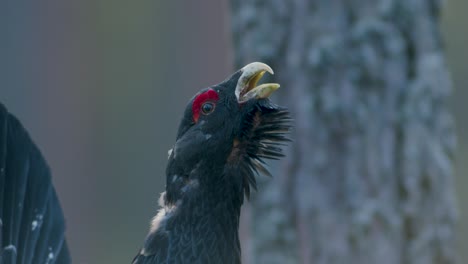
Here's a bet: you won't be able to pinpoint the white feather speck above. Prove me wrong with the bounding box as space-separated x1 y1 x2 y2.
45 251 54 264
172 175 179 183
167 148 173 159
4 245 17 254
32 220 38 231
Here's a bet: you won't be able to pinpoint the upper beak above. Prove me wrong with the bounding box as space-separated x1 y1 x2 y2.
235 62 280 103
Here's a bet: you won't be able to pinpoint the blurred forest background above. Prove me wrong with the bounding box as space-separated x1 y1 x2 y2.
1 0 466 263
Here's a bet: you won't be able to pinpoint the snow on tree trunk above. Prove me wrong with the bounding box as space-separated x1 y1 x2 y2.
230 0 458 263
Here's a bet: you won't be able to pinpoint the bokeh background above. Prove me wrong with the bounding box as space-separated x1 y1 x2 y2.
2 0 466 263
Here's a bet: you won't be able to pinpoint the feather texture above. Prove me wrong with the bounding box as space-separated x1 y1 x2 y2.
239 101 292 198
0 103 70 264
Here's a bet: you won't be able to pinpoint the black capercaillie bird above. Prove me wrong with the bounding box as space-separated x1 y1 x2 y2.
0 103 71 263
133 62 291 264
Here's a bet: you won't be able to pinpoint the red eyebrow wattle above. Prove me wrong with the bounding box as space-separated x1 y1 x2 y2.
192 89 219 122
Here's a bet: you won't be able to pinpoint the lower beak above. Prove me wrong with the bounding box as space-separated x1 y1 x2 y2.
235 62 280 103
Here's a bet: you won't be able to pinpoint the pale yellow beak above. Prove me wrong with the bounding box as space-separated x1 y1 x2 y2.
235 62 280 103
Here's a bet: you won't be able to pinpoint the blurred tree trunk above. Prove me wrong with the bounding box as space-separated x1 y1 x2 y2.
230 1 457 263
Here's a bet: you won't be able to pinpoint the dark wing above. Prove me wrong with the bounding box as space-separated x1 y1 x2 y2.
132 229 169 264
0 103 71 264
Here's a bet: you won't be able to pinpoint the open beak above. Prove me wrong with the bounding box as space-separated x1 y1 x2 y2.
235 62 280 103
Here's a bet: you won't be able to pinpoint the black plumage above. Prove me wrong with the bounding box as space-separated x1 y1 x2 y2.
133 63 291 264
0 62 290 264
0 103 70 263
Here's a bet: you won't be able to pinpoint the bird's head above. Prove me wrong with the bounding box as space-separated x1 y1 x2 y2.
165 62 291 204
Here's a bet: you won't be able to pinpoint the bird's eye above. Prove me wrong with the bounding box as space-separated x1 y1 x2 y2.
201 102 215 115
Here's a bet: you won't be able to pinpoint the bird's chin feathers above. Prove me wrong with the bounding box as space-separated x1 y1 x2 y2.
234 100 292 198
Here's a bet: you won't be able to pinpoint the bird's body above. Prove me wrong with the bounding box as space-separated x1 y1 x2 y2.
133 63 291 264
